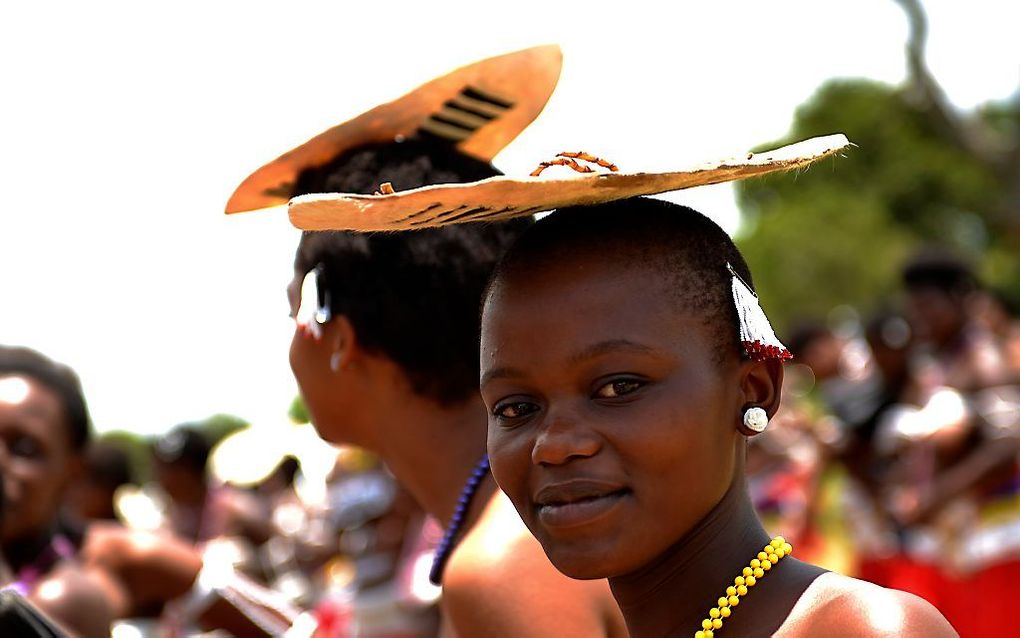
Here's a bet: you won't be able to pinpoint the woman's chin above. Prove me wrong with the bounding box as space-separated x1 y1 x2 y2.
542 542 627 581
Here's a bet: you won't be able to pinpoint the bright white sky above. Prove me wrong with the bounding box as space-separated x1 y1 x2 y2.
2 1 1018 436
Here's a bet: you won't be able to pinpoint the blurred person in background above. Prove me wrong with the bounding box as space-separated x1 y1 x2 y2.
0 345 114 636
64 440 134 527
970 288 1020 380
1 350 289 635
152 425 271 548
868 250 1020 636
318 452 438 637
832 309 914 588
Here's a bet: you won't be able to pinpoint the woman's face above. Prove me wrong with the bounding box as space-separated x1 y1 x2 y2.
287 266 372 448
481 256 744 579
287 267 342 442
0 376 76 543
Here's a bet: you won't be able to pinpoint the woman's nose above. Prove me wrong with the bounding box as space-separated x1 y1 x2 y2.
531 411 600 466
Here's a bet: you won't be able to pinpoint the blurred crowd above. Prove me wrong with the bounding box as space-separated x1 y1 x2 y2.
0 348 443 636
746 249 1020 634
4 244 1015 637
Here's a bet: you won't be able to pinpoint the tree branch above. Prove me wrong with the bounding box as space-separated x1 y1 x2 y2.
893 0 983 158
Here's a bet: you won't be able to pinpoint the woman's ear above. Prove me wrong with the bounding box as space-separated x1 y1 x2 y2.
738 358 784 419
323 314 357 373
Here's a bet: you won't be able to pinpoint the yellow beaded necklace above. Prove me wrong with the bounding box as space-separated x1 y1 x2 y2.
694 536 793 638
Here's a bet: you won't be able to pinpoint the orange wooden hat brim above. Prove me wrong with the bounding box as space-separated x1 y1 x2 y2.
225 45 562 214
287 134 851 232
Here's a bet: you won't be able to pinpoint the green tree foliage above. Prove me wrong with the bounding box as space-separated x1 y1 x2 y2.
736 0 1020 333
191 413 249 446
736 79 1020 332
288 395 310 424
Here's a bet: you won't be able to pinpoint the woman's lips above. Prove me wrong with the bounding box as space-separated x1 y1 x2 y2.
533 480 630 529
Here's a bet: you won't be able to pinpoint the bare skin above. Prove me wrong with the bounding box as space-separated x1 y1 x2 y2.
287 277 627 638
29 563 115 638
480 247 955 638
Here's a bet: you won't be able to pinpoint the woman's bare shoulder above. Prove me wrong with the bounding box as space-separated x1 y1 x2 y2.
777 572 957 638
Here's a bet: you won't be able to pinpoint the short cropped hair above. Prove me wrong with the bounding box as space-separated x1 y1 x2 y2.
488 198 756 362
0 345 91 450
294 137 530 404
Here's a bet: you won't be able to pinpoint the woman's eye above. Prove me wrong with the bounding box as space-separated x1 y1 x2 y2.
595 379 644 399
493 401 538 420
10 436 42 459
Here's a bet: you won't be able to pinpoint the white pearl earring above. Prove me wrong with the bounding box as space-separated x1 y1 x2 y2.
330 352 342 372
743 407 769 433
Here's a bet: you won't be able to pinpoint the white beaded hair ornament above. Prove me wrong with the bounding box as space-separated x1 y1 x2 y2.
295 265 331 340
727 263 791 361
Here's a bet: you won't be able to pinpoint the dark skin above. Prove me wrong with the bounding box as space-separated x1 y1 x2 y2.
0 376 113 637
481 252 956 638
286 266 627 638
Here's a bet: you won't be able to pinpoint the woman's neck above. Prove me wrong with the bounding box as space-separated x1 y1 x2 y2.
376 393 493 527
609 477 771 638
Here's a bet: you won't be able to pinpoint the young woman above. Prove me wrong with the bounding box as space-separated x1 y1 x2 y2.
477 198 957 637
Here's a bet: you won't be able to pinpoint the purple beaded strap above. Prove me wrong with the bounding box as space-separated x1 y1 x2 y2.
428 455 490 585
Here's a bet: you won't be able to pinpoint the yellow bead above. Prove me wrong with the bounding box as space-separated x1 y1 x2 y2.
718 597 729 608
750 559 761 569
742 566 753 577
758 552 768 561
703 619 713 630
710 608 720 619
783 543 793 555
765 544 777 556
762 559 772 570
746 575 757 586
775 548 786 559
753 567 764 578
712 619 723 630
737 585 748 596
720 607 731 618
696 632 706 638
771 537 785 549
726 586 737 597
705 632 714 638
734 575 746 586
728 595 740 607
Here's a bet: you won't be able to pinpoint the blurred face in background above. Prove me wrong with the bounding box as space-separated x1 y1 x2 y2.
905 286 966 348
0 375 77 543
